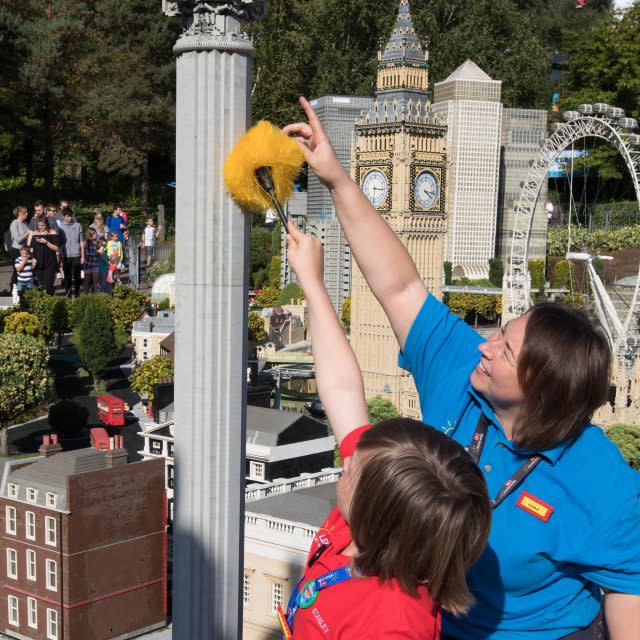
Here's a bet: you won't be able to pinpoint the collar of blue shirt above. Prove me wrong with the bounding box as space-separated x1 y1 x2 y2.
467 388 571 466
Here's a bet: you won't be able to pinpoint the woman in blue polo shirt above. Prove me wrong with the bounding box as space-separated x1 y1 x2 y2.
284 97 640 639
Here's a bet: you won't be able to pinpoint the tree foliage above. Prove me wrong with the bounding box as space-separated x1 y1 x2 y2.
48 399 88 437
553 259 574 289
488 259 504 288
248 312 268 344
130 355 174 402
111 285 147 333
74 296 117 392
606 424 640 470
269 255 282 289
367 395 400 424
0 333 52 454
21 289 71 343
341 295 351 329
255 286 279 308
277 282 302 305
528 259 545 292
3 312 45 342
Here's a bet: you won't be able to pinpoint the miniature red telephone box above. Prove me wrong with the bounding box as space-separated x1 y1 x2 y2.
97 394 126 427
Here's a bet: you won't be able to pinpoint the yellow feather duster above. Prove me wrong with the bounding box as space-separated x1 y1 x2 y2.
223 121 305 212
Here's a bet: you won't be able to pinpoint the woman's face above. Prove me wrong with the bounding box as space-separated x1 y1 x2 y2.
37 220 47 232
19 210 27 222
470 315 528 417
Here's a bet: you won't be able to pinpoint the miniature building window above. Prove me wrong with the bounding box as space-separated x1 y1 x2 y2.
250 461 265 481
6 548 17 579
7 595 18 627
270 580 285 615
28 597 37 629
26 487 38 503
26 511 36 540
143 339 148 347
45 516 56 546
7 483 17 498
243 571 252 607
27 549 36 581
46 492 56 508
47 608 58 640
46 559 57 591
5 506 16 535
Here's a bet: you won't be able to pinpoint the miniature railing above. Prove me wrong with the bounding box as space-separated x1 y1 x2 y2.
245 468 341 502
244 513 318 540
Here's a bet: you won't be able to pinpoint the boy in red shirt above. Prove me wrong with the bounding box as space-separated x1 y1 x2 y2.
283 223 491 639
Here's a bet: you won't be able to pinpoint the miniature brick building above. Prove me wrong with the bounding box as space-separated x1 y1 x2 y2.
0 435 166 640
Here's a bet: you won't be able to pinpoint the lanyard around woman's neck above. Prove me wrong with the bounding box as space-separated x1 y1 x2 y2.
467 414 543 508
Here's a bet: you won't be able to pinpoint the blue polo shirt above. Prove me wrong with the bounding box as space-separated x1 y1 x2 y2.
105 214 126 244
399 294 640 640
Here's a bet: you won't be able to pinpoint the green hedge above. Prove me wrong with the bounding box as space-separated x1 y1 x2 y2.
547 224 640 256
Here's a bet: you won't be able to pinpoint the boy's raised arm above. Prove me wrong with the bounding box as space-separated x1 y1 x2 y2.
286 222 369 445
284 97 428 351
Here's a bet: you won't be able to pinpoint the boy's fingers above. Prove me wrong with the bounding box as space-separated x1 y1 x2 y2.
283 123 312 139
286 220 303 239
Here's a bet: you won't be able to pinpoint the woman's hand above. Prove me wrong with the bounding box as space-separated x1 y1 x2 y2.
285 220 324 292
283 97 349 191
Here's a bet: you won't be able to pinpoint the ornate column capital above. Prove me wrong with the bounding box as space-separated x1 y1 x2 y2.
162 0 267 55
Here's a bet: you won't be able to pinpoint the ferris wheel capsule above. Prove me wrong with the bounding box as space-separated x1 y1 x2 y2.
607 106 624 119
627 134 640 147
592 103 610 114
563 111 581 121
619 118 638 130
578 104 593 114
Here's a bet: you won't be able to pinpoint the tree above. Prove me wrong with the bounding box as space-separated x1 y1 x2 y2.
248 312 268 344
250 227 273 285
21 289 71 344
443 261 453 286
130 356 174 404
553 259 574 289
271 221 282 256
74 297 117 393
255 287 279 308
0 333 52 455
528 259 545 292
488 259 504 288
48 399 89 438
69 292 112 328
111 285 147 333
341 296 351 329
277 283 302 305
269 255 282 289
606 424 640 470
3 312 45 342
367 395 400 424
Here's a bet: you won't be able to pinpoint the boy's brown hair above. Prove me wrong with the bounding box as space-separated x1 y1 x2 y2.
349 419 491 616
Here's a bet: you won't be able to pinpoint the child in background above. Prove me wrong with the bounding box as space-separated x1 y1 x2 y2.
14 246 36 292
106 232 123 269
282 221 491 639
97 240 110 293
141 217 161 267
107 255 120 288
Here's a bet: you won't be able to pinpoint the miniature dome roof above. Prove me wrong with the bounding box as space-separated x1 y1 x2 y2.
151 273 176 301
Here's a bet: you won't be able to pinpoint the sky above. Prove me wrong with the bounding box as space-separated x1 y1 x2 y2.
613 0 635 7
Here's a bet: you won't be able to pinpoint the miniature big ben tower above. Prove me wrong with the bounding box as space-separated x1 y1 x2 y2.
350 0 447 417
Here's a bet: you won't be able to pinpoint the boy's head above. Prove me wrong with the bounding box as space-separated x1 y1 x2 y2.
19 246 30 259
146 217 154 226
342 419 491 616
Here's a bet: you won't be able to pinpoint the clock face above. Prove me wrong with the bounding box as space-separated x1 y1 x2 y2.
414 171 439 210
362 170 389 208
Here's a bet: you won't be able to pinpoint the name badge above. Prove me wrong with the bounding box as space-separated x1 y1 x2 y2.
516 491 554 522
298 579 319 609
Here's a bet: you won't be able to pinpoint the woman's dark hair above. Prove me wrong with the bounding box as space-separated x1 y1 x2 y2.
514 302 611 450
349 418 491 616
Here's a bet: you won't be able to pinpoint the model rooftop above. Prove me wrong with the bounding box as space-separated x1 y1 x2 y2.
132 310 175 334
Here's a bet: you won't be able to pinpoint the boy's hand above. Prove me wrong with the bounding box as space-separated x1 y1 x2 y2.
283 97 349 191
285 221 324 290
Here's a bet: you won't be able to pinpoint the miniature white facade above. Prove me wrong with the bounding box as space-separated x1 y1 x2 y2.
131 311 175 363
432 60 503 279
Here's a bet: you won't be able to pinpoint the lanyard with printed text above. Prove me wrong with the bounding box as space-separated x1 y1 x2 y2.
467 414 543 509
279 544 354 638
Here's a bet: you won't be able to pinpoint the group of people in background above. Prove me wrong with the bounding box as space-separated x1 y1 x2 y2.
7 200 160 297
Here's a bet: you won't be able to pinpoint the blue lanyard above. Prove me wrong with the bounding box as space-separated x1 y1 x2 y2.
285 563 354 633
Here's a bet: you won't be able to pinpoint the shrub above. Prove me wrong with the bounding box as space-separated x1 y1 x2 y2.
248 312 268 344
3 312 45 342
367 396 400 423
443 261 452 285
0 334 53 455
269 255 281 288
277 282 302 305
130 356 174 403
562 292 585 309
553 260 574 289
488 259 504 288
21 288 71 343
255 287 279 308
111 285 147 333
69 292 111 328
271 221 282 256
606 424 640 470
528 260 545 292
48 400 89 437
341 296 351 329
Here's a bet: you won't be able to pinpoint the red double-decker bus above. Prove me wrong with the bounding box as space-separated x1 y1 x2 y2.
97 394 127 427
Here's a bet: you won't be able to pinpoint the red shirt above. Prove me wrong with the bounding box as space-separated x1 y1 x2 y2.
290 426 442 639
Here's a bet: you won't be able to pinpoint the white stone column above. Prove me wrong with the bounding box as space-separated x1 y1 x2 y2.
163 2 266 637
